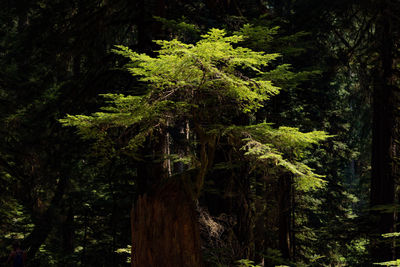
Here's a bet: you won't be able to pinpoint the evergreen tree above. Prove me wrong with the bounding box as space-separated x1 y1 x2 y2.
62 28 328 266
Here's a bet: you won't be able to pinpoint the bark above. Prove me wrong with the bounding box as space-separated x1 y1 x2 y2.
131 179 203 267
278 174 292 259
291 182 296 260
254 179 266 264
232 165 256 260
370 1 398 261
193 121 217 198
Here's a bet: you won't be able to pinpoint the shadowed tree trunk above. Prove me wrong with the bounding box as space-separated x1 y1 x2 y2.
131 179 203 267
370 0 399 261
278 174 292 259
254 179 266 264
235 171 255 260
23 175 68 263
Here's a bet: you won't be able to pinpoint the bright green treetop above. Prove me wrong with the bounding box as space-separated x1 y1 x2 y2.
61 28 329 193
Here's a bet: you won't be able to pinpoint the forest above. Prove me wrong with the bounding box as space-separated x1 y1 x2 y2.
1 0 400 266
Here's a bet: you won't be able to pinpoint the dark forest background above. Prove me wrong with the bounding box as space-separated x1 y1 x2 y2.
1 0 400 266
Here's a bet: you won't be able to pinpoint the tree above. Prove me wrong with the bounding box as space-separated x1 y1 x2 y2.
369 0 400 261
61 28 328 266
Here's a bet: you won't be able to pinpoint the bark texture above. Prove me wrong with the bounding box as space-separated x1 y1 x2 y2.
131 180 203 267
370 0 399 261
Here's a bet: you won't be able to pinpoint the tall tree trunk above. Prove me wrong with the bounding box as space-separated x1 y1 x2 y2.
62 207 74 256
235 172 255 260
23 175 68 263
131 179 203 267
278 174 292 259
370 0 398 261
291 181 296 261
254 178 266 265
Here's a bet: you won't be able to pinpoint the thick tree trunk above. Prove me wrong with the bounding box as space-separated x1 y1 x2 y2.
370 1 398 261
131 179 203 267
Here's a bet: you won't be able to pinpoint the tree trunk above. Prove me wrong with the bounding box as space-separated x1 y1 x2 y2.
370 0 398 261
278 174 292 259
254 179 266 265
235 173 255 260
131 179 203 267
23 175 68 263
62 207 74 256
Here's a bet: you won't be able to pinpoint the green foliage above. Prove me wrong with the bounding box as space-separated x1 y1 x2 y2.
371 233 400 265
112 28 280 113
382 232 400 238
374 259 400 266
262 248 294 266
115 245 131 263
224 123 329 191
62 28 280 157
62 28 328 193
236 259 261 267
154 16 201 42
236 23 280 51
